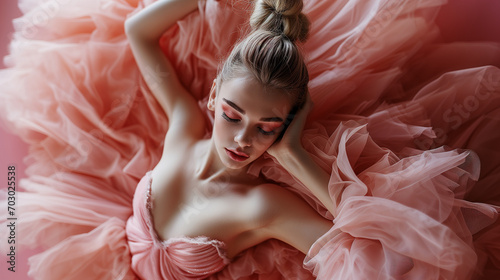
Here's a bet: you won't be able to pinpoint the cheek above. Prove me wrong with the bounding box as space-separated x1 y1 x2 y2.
213 112 277 150
213 114 232 142
253 134 277 151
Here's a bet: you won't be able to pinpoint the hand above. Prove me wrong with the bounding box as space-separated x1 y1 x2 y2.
267 94 313 164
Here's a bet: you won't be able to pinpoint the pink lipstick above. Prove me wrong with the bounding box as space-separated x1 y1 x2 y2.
225 148 249 162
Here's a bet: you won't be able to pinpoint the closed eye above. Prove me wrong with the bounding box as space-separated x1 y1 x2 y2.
258 127 276 136
222 112 240 123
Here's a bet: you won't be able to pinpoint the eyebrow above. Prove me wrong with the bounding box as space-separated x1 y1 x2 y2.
222 98 284 123
223 98 245 113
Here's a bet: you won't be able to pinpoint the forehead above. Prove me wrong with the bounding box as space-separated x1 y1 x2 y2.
218 77 292 118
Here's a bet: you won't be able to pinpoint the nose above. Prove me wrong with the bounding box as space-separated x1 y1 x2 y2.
234 128 252 147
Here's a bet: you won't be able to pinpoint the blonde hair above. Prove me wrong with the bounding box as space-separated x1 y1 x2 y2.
218 0 310 112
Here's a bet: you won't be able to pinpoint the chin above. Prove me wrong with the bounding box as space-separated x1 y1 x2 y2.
218 147 255 170
224 161 247 170
222 154 252 169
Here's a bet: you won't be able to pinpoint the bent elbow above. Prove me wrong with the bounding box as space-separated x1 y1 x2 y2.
124 17 163 43
124 17 139 38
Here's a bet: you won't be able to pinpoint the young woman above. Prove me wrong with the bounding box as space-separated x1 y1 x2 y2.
124 0 335 278
123 0 499 279
1 0 499 279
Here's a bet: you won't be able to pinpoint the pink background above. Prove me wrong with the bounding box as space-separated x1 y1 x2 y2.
1 1 39 279
0 0 499 279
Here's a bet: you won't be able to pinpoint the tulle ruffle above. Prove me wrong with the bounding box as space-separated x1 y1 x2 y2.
0 0 499 279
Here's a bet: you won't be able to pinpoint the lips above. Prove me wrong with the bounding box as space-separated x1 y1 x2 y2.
225 148 249 162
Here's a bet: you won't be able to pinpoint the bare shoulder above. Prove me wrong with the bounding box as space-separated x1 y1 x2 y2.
246 184 318 226
247 183 332 255
249 184 306 208
157 121 205 168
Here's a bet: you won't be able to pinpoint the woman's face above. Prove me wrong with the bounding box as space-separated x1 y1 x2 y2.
209 76 292 169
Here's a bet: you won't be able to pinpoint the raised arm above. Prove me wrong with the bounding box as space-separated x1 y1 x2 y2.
125 0 205 142
267 99 340 216
274 146 339 215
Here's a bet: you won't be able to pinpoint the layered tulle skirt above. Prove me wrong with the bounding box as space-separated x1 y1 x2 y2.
1 0 499 279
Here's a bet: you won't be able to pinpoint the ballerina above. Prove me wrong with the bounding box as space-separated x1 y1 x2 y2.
124 0 499 279
125 0 336 278
1 0 499 279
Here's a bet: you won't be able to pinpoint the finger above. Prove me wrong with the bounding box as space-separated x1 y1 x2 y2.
297 94 313 121
288 101 311 133
304 94 314 112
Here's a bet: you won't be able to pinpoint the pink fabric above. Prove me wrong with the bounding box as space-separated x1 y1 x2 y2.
126 171 230 279
0 0 499 279
251 121 499 280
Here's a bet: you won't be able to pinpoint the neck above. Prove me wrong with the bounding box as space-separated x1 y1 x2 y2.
195 139 248 182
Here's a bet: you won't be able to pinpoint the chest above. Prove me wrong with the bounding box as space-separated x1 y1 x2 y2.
150 165 256 242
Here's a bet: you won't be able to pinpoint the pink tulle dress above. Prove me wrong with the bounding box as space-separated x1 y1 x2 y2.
126 171 231 279
1 0 499 279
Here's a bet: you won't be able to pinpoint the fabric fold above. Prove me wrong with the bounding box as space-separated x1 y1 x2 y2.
0 0 499 279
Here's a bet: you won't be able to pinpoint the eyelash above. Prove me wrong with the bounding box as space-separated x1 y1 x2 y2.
258 128 276 136
222 112 240 123
222 113 276 136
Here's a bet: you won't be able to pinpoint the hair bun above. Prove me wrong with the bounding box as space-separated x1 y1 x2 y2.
250 0 310 42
